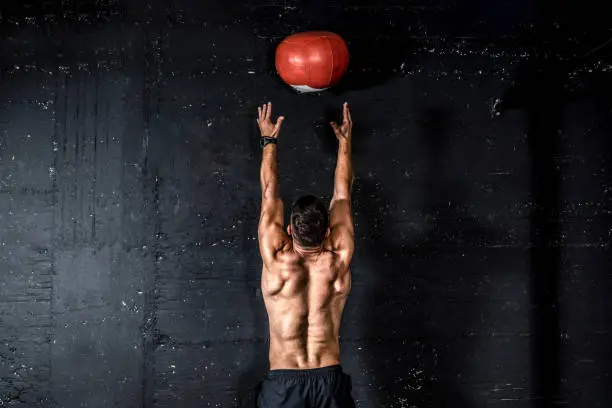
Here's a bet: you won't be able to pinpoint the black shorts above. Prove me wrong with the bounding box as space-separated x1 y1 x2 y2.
256 365 356 408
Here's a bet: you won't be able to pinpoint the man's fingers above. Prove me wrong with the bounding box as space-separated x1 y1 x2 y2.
343 102 352 126
345 102 352 124
266 102 272 120
273 116 284 132
330 121 340 133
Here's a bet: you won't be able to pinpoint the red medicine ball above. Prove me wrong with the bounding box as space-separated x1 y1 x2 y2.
275 31 349 93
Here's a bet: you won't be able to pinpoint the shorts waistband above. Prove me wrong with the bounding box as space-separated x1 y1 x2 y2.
267 364 343 379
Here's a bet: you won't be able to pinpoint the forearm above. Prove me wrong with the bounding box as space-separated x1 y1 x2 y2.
333 139 353 199
260 145 280 200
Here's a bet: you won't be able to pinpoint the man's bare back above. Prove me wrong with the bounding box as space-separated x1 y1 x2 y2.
262 242 352 369
255 101 355 407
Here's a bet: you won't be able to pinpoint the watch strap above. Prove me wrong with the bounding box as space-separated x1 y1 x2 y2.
260 136 278 149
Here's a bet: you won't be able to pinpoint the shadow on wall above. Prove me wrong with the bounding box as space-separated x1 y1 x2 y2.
354 106 504 407
495 2 612 403
232 120 270 407
591 71 612 408
501 53 565 408
233 197 269 408
233 206 269 408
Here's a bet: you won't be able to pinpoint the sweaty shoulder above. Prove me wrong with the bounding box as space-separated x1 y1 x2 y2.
322 237 351 269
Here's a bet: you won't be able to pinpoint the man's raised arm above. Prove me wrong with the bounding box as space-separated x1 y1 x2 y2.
257 102 289 264
329 103 355 260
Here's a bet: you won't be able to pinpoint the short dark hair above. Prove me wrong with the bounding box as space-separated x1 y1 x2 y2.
290 195 329 248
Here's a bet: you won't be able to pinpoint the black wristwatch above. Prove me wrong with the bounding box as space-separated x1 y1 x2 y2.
260 136 278 149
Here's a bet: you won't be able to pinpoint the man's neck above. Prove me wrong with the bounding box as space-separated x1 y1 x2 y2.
292 243 324 257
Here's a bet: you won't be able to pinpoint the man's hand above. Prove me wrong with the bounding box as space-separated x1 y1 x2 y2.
257 102 285 138
330 102 352 142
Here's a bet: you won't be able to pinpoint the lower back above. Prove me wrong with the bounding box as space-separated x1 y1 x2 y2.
268 335 341 369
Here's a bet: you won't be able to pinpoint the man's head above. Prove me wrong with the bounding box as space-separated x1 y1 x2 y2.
288 195 330 248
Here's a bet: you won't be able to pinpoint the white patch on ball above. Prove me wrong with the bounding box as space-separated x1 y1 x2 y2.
290 85 329 93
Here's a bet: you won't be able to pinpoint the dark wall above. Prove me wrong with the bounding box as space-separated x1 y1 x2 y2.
0 0 610 407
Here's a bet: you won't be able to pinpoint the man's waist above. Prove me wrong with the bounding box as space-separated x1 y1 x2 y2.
267 364 344 380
